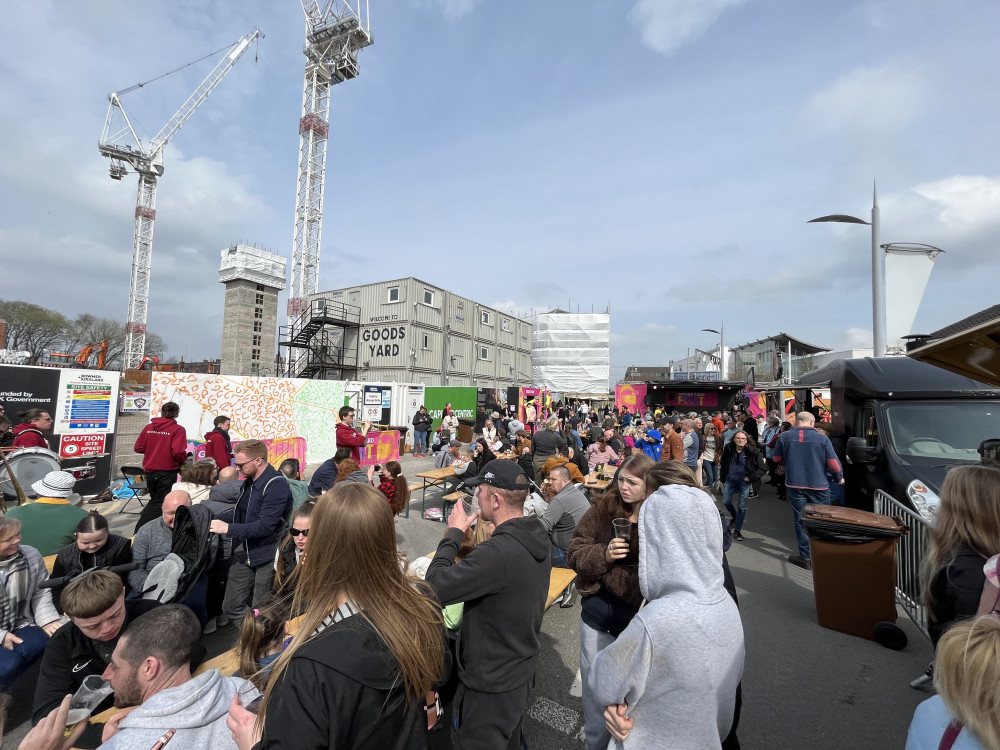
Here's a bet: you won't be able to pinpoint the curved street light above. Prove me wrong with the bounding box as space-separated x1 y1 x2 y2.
808 183 885 356
701 324 725 379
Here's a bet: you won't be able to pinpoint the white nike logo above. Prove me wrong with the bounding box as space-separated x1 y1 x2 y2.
71 662 90 673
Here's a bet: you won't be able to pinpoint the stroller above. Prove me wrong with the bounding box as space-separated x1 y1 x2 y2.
142 504 216 604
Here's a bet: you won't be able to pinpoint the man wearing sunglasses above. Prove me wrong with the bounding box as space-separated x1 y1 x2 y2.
210 440 291 624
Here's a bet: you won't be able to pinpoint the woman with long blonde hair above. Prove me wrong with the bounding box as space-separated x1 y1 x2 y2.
922 465 1000 646
227 483 447 749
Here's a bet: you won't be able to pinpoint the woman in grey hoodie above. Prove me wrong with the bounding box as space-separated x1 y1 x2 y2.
588 480 745 749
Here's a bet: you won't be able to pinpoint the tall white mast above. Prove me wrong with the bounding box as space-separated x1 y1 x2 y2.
287 1 372 374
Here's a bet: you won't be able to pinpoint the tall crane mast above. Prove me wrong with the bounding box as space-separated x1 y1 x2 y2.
99 31 261 371
287 1 372 374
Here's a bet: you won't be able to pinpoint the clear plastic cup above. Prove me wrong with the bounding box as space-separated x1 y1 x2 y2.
612 518 631 541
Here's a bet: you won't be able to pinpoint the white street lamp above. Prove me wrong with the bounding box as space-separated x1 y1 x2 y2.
809 183 886 357
702 323 725 379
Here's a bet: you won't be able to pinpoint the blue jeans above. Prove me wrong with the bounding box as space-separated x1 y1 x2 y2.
0 625 48 689
723 479 750 531
552 544 568 569
413 430 428 454
703 461 719 486
787 487 831 559
828 479 845 506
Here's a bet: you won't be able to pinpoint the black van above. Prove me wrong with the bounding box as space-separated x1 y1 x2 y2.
797 357 999 517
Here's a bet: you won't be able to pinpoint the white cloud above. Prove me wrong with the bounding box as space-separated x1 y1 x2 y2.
628 0 746 56
910 175 1000 230
797 61 930 136
836 327 873 350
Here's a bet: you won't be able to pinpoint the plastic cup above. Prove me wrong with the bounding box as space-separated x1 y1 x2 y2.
612 519 631 541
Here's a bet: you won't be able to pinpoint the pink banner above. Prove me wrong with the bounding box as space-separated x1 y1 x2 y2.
360 430 401 467
615 384 647 414
746 391 766 418
189 437 307 471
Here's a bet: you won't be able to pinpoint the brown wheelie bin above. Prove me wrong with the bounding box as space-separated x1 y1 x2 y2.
802 505 906 644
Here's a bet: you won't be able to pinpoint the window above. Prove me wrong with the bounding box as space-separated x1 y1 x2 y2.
502 318 510 332
252 335 262 347
481 310 491 325
387 287 399 302
423 289 434 306
479 346 490 361
422 333 430 350
253 321 262 333
256 284 264 291
254 307 263 319
251 348 261 361
255 292 264 305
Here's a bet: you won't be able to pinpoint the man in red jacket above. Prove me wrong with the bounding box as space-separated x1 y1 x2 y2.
335 406 370 463
203 415 233 469
133 401 188 532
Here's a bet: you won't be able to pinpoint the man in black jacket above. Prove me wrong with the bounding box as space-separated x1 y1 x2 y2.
210 440 292 623
33 571 160 727
426 460 551 750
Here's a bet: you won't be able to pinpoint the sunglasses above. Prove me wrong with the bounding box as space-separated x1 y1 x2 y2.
289 528 309 538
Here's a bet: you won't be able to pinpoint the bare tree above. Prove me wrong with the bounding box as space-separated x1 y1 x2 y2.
63 314 167 369
0 300 69 364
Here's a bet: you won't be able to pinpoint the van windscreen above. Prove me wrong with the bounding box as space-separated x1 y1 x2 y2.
884 401 1000 462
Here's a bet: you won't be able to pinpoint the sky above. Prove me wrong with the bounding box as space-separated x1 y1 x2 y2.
2 0 999 383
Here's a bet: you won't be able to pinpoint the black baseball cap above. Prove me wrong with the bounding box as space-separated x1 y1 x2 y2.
461 459 529 490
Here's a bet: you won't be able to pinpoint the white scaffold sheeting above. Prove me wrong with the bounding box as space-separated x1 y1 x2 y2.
530 313 610 394
218 244 288 290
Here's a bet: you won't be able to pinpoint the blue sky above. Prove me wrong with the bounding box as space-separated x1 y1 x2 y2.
2 0 999 382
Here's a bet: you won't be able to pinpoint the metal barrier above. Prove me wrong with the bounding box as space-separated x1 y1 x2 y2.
874 489 932 642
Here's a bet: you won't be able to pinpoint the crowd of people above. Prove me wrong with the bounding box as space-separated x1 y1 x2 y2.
4 394 1000 750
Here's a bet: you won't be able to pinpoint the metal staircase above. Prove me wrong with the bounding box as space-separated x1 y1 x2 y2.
279 298 361 380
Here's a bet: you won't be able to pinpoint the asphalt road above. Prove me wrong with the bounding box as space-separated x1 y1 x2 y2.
4 453 933 749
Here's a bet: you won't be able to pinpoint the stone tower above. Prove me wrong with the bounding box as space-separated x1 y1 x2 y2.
218 244 287 376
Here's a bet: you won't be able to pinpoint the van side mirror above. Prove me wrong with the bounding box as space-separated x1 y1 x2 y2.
847 436 877 465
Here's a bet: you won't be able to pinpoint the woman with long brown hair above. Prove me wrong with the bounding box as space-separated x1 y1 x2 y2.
227 483 447 749
922 465 1000 646
567 453 654 750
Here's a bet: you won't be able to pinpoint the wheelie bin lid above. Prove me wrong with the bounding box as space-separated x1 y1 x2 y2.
802 505 905 542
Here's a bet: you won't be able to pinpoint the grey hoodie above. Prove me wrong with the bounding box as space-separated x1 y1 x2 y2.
589 485 745 750
99 669 257 750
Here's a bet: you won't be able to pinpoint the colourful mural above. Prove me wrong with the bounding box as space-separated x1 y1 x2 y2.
151 373 345 464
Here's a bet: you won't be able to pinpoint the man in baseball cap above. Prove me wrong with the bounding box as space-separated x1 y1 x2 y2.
426 459 551 749
6 471 87 555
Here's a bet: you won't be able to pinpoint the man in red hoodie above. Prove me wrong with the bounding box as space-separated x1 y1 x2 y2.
11 408 53 449
203 415 233 469
335 405 370 463
133 401 188 532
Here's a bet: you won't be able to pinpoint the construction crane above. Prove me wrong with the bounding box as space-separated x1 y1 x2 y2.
99 30 261 371
286 2 372 374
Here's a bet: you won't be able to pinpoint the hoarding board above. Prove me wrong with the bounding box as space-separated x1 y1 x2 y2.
423 387 477 431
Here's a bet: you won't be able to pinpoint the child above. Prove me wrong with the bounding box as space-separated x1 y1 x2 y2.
236 597 293 690
376 461 410 516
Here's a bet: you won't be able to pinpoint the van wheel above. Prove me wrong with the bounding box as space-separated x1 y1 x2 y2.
874 621 908 650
